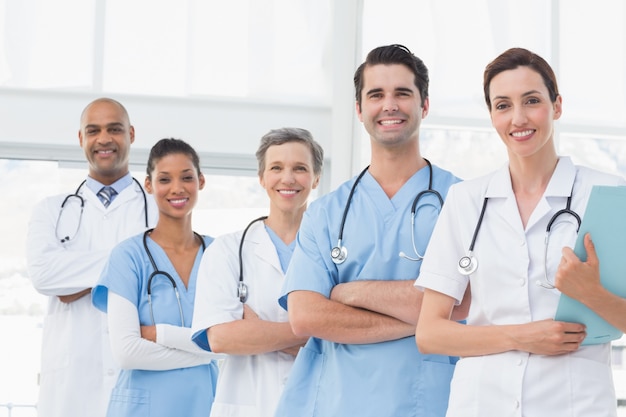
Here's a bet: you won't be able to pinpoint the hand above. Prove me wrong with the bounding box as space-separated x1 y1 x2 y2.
57 288 92 304
555 233 602 302
514 319 586 355
140 325 157 342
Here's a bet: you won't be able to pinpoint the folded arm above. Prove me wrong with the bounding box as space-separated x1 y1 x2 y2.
330 279 470 325
415 288 586 357
108 292 219 370
288 290 415 344
27 200 108 297
208 305 307 355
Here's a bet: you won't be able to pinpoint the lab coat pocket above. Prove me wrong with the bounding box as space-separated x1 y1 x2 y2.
107 387 150 417
567 355 616 416
40 311 70 373
444 356 481 417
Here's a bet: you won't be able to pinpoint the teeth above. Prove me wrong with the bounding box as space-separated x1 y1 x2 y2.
380 120 402 125
279 190 297 195
170 198 187 204
97 150 114 154
511 130 534 137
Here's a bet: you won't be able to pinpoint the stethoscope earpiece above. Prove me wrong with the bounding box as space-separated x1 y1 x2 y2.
331 245 347 265
457 254 478 275
399 251 421 262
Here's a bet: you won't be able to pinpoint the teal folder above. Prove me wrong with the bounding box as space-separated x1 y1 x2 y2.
554 185 626 345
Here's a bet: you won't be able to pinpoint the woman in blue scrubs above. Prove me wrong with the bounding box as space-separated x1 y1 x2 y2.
92 138 221 417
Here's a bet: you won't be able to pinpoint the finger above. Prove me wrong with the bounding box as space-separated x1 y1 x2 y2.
560 246 577 263
583 233 599 264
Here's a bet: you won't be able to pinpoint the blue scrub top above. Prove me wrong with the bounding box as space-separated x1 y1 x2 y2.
276 164 461 417
93 233 219 417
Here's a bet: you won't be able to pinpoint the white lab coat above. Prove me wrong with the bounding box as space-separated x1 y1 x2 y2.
26 180 157 417
191 221 295 417
417 157 625 417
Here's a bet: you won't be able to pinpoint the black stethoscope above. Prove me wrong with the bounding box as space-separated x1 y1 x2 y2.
237 215 268 303
330 159 443 264
457 187 581 289
55 178 149 243
143 229 206 326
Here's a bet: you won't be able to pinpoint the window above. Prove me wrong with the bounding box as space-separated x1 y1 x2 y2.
0 159 270 413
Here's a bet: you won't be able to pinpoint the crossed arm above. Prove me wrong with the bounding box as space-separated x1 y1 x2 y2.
207 305 307 356
286 279 453 345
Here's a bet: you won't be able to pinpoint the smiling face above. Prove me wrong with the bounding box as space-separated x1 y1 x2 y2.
78 100 135 184
259 141 319 216
145 152 205 221
488 66 562 161
356 63 428 150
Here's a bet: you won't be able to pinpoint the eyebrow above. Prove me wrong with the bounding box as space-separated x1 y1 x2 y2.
157 168 194 175
365 87 414 96
84 122 125 128
492 89 543 101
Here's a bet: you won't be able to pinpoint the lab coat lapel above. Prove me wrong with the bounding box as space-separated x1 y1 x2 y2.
81 186 107 213
107 182 139 210
248 221 283 274
525 158 577 232
485 164 524 233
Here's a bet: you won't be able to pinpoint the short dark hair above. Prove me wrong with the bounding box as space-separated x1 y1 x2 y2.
255 127 324 176
353 44 429 109
146 138 201 178
483 47 559 110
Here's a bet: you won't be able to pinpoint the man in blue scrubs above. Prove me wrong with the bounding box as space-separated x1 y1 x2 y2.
275 44 465 417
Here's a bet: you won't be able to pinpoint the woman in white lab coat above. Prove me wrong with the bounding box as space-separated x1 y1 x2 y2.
415 48 626 416
191 127 323 417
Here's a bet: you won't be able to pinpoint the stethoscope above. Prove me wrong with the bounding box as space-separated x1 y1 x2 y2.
457 187 581 289
330 159 443 264
143 229 206 326
237 215 268 303
55 178 149 243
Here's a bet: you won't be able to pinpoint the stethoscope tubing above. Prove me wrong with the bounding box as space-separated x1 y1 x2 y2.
332 159 442 264
458 185 581 284
56 178 149 243
238 215 268 303
142 229 205 326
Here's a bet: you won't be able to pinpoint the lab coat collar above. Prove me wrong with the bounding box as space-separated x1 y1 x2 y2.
244 219 283 274
484 156 576 199
484 156 577 232
544 156 577 197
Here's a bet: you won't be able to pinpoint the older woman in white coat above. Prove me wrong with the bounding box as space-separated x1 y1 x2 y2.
191 127 324 417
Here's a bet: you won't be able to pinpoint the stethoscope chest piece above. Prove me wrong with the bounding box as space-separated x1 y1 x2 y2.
458 253 478 275
238 281 248 303
330 245 347 265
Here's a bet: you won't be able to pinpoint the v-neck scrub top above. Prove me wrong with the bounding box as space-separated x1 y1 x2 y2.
93 233 219 417
275 164 461 417
417 157 625 417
